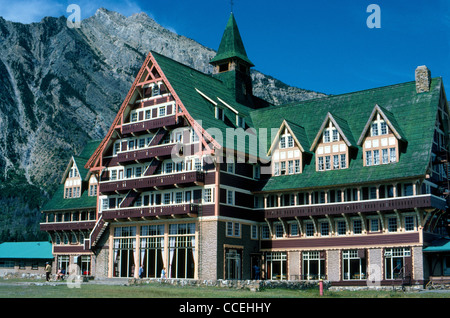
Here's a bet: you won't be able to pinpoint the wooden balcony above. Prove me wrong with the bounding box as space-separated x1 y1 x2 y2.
116 143 180 164
99 171 205 194
103 203 199 220
40 221 96 232
263 194 447 220
122 115 177 135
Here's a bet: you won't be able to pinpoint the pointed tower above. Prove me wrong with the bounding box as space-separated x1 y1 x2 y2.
210 13 254 106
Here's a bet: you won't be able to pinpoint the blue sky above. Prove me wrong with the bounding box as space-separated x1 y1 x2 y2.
0 0 449 95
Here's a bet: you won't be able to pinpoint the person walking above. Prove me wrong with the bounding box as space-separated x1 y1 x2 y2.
45 262 52 281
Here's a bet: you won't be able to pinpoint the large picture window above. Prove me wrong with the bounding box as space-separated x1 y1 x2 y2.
113 226 136 278
342 249 366 280
140 225 165 279
384 248 411 280
169 223 196 279
302 251 326 280
265 252 287 280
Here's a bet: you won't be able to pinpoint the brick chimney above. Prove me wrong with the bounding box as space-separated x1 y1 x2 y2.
415 65 431 93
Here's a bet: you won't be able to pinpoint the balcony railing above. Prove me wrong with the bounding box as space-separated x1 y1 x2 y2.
117 143 180 164
40 220 96 232
122 115 177 135
102 203 199 220
263 194 447 220
99 171 205 194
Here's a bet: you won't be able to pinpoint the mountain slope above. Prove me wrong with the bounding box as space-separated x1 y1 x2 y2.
0 8 326 241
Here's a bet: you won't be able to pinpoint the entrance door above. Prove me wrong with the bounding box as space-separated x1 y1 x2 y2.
225 249 241 280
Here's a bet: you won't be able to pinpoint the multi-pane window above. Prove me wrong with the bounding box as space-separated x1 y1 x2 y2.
261 225 271 239
287 135 294 148
388 217 398 232
290 223 299 236
390 148 397 162
288 160 294 174
305 223 315 237
265 252 287 280
371 115 388 137
226 222 241 237
303 251 326 280
404 216 415 231
226 190 234 205
320 222 329 236
337 220 347 236
333 155 339 170
385 248 411 280
370 218 379 232
340 154 346 169
373 150 380 165
323 130 330 143
295 160 300 173
275 223 284 238
203 188 213 203
318 157 324 171
325 156 331 170
366 151 372 166
353 219 362 234
274 162 280 176
251 225 258 239
342 250 366 280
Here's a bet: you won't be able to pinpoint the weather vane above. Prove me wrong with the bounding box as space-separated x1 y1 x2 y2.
230 0 234 13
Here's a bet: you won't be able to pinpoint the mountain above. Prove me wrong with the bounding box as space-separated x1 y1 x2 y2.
0 8 326 241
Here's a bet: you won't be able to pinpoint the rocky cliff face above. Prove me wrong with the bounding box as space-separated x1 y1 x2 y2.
0 8 325 240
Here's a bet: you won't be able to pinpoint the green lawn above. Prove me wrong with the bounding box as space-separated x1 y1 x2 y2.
0 280 449 298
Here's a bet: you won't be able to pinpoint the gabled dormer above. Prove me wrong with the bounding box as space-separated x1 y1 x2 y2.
310 112 356 171
63 158 82 198
358 104 406 166
268 120 311 176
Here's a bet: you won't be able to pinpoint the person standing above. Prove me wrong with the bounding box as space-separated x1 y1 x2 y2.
45 262 52 281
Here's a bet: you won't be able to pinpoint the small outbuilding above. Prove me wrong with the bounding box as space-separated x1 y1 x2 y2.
0 241 54 277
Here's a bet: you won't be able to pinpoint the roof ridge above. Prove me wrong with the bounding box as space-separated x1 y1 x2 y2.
251 77 443 115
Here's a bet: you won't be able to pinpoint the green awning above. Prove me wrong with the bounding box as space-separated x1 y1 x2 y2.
423 239 450 253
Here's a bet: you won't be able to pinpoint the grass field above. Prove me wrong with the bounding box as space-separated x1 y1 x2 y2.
0 280 449 298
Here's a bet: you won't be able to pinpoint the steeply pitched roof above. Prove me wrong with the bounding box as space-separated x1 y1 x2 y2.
309 112 356 151
152 51 270 158
42 140 101 212
357 104 406 145
0 241 53 259
209 13 254 67
250 78 443 192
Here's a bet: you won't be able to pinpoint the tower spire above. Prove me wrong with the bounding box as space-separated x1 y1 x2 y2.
209 12 254 67
210 12 254 106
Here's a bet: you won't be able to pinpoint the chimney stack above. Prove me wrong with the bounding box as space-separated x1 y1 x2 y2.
415 65 431 93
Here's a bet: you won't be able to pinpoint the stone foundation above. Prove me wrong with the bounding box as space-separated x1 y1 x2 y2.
128 278 330 292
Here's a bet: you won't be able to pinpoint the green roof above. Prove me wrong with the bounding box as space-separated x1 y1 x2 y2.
210 13 254 67
0 241 53 259
41 183 97 212
152 51 270 158
250 78 443 192
41 140 101 212
153 45 444 193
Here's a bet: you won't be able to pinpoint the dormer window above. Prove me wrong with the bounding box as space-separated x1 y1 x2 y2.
359 106 404 167
279 130 294 149
269 122 309 177
312 114 352 172
371 114 388 136
323 123 339 143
